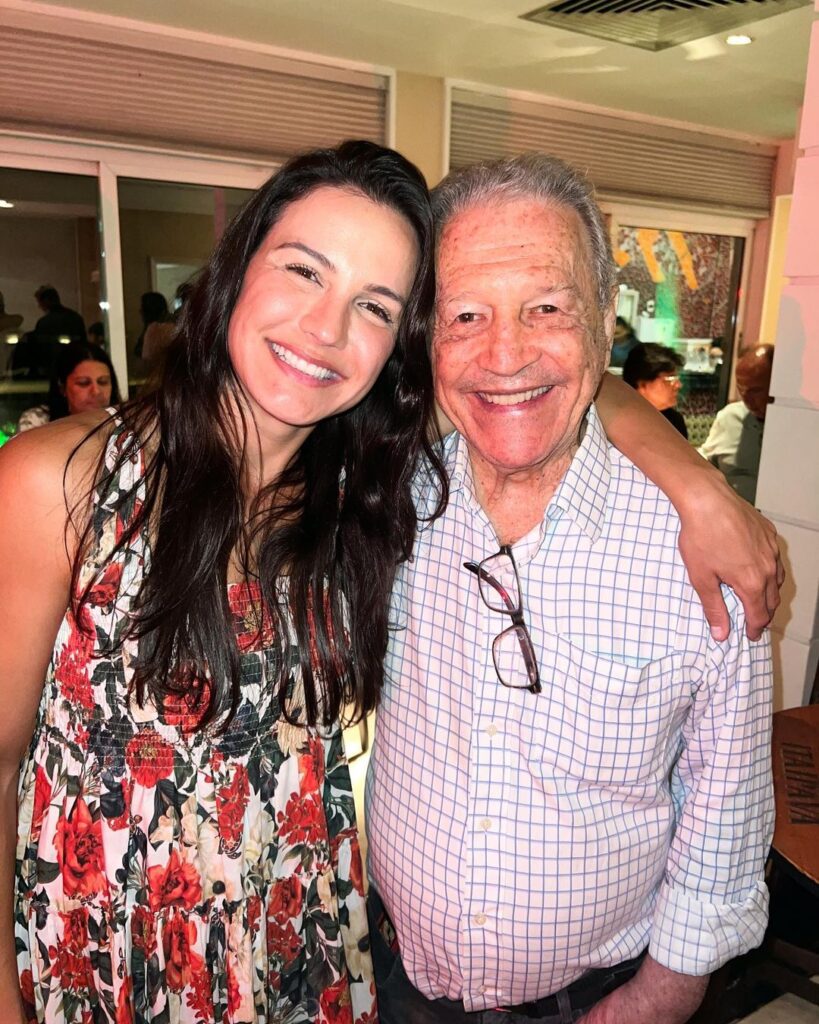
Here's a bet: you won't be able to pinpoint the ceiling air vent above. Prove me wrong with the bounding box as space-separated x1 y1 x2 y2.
520 0 810 51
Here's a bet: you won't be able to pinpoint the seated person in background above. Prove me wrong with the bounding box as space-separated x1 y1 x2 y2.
699 344 774 504
608 315 640 367
623 341 688 438
135 291 174 365
17 340 121 433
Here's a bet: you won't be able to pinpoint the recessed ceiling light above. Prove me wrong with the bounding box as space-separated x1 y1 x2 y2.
726 34 753 45
0 199 14 208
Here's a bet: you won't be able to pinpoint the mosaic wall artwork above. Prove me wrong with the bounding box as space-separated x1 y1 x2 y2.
615 226 737 341
615 225 742 442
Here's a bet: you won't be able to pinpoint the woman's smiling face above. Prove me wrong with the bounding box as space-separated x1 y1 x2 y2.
227 186 418 448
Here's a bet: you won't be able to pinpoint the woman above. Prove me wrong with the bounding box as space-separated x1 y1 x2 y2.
1 141 444 1024
0 140 779 1024
16 341 121 432
622 341 688 438
135 291 174 364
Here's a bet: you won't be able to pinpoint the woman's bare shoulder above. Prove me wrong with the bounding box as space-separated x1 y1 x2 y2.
0 409 115 511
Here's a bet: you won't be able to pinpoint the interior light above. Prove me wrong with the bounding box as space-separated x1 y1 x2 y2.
58 335 71 345
99 301 110 311
0 199 14 209
726 34 753 45
5 334 19 345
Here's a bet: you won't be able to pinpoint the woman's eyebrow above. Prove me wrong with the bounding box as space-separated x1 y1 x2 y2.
367 284 406 305
274 241 334 271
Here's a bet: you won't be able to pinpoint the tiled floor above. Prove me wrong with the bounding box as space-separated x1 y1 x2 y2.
738 993 819 1022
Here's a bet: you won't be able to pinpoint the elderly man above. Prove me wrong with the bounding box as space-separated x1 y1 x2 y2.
365 155 774 1024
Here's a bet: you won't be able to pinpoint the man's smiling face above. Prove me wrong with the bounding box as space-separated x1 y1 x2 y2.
432 196 614 483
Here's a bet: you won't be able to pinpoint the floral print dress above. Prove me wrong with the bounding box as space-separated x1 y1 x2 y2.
15 423 376 1024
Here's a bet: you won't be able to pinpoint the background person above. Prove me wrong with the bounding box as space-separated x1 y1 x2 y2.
608 314 639 368
623 340 688 438
0 140 445 1024
16 340 121 433
699 344 774 504
87 321 106 346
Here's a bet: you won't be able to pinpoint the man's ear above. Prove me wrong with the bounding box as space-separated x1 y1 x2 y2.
601 290 618 356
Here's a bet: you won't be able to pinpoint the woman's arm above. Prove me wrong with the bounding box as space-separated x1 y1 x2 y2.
0 424 89 1020
596 373 782 641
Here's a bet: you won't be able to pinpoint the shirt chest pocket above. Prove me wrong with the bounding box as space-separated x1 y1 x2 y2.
522 634 688 788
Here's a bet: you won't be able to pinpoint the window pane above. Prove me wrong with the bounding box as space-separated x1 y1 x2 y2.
0 167 102 442
117 179 254 390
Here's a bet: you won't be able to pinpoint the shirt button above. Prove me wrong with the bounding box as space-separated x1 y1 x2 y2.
485 723 498 737
479 818 492 831
479 985 488 994
474 913 487 926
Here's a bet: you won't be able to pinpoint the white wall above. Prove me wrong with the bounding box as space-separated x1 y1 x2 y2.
755 9 819 708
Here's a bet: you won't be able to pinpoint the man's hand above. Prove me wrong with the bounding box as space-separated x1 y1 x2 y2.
581 955 709 1024
677 471 783 642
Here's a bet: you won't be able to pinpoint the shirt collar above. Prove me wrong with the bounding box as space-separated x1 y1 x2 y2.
444 402 610 543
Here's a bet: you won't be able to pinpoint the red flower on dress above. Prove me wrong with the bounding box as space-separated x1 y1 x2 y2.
87 562 123 607
31 765 52 842
54 796 107 898
247 894 262 937
319 976 353 1024
216 764 249 854
61 908 89 954
276 791 325 847
19 968 35 1009
107 779 134 831
299 738 325 792
146 848 202 912
131 905 157 955
115 975 134 1024
185 966 214 1024
226 956 241 1017
163 911 204 993
266 918 302 967
162 681 210 735
348 843 365 898
268 876 303 925
54 948 93 993
54 640 94 711
125 728 174 788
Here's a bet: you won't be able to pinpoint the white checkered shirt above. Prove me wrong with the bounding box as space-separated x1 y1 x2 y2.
365 404 773 1012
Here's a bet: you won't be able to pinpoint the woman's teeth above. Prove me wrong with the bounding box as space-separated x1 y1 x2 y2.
479 385 553 406
270 342 338 381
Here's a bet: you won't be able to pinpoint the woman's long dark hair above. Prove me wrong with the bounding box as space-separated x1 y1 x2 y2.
71 140 447 729
48 341 121 419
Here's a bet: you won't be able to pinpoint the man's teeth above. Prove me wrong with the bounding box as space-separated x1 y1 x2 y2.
271 342 337 380
480 385 553 406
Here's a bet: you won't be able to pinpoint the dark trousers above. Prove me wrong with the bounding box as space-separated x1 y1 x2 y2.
368 888 644 1024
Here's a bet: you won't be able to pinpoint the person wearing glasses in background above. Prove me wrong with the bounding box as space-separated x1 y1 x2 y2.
622 341 688 438
365 155 775 1024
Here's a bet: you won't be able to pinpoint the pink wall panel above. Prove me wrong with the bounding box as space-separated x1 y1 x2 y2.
784 155 819 278
801 21 819 150
771 282 819 405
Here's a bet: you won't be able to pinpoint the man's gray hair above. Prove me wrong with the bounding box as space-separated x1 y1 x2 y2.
431 154 616 310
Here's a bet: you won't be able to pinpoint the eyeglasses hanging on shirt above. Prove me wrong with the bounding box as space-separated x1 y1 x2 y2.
464 545 542 694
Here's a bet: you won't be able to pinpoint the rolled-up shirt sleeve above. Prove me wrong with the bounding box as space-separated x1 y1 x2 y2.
650 592 774 975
